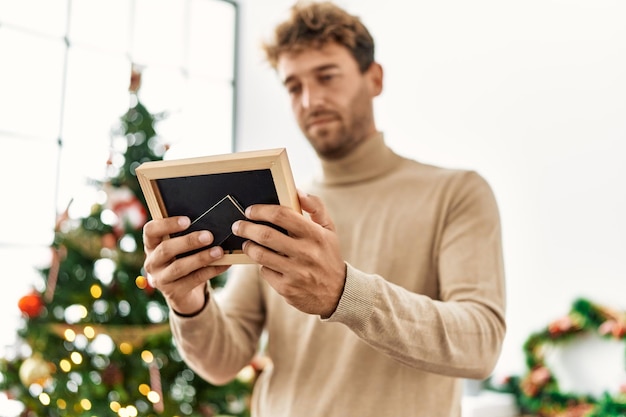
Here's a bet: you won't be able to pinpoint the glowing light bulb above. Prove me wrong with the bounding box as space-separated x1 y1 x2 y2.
64 328 76 342
80 399 92 410
83 326 96 339
138 384 151 396
90 284 102 299
39 393 51 405
59 359 72 372
141 350 154 363
147 391 161 404
119 342 133 354
110 401 121 412
70 352 83 365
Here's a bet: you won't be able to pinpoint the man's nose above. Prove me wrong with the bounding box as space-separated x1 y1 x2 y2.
301 85 323 109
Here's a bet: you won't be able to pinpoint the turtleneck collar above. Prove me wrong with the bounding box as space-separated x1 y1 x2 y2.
315 132 402 186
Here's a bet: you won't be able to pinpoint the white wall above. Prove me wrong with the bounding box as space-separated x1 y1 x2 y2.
236 0 626 377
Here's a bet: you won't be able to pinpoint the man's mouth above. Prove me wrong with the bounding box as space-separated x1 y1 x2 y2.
306 115 337 129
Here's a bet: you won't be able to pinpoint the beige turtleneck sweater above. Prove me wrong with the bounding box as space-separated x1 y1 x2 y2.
170 133 506 417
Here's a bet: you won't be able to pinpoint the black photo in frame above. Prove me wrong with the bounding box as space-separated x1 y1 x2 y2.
136 148 301 265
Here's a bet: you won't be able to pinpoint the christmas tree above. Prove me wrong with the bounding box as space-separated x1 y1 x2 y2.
0 68 254 417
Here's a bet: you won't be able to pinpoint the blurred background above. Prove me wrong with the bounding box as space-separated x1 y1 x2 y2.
1 0 625 415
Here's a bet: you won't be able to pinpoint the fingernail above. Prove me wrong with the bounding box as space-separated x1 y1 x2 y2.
232 221 240 234
178 217 190 227
199 231 212 244
242 240 249 251
209 247 222 258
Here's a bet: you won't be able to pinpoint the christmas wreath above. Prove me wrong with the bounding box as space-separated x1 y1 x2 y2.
489 298 626 417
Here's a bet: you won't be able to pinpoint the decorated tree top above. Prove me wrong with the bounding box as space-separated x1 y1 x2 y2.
108 68 167 206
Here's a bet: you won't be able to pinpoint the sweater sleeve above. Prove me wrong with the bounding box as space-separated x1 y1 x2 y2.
325 171 506 379
169 264 265 385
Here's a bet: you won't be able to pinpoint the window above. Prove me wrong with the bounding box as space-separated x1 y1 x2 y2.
0 0 238 349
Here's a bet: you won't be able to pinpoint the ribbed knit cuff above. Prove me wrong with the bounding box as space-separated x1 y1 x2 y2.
323 262 375 333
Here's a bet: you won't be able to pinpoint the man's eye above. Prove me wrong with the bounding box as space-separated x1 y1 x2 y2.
287 85 301 95
319 74 335 82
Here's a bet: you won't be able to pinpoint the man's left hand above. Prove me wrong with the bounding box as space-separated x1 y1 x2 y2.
231 190 346 318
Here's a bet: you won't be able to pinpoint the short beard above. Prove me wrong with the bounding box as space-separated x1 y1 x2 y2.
308 124 353 160
304 81 373 160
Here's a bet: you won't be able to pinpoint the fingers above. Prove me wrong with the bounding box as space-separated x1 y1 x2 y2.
297 189 335 231
150 261 230 316
143 216 190 251
144 216 222 262
143 215 228 290
241 239 291 271
142 216 234 315
229 192 346 317
144 237 230 311
232 218 294 258
162 259 230 292
230 191 333 261
144 229 222 276
159 243 225 278
239 195 332 241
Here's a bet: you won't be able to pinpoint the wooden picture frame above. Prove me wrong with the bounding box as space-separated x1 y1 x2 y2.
136 148 301 265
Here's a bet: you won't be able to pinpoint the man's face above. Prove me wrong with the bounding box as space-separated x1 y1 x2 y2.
277 42 380 159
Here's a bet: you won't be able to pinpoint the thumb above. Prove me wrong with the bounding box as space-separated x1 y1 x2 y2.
297 189 335 231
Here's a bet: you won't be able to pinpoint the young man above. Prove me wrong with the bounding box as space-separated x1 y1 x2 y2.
142 2 506 416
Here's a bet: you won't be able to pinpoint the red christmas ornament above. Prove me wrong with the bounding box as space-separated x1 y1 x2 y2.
18 291 45 318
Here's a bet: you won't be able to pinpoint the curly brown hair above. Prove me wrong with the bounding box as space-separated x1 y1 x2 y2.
262 1 375 73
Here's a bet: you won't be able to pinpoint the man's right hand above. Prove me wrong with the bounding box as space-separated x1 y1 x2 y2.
142 216 231 316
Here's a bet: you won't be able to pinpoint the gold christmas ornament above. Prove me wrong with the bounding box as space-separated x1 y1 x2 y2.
19 355 53 387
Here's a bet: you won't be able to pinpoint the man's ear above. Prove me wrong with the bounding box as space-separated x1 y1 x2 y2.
366 62 383 97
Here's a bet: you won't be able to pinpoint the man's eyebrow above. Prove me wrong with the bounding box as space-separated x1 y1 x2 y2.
282 75 297 86
313 64 340 73
282 64 340 85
